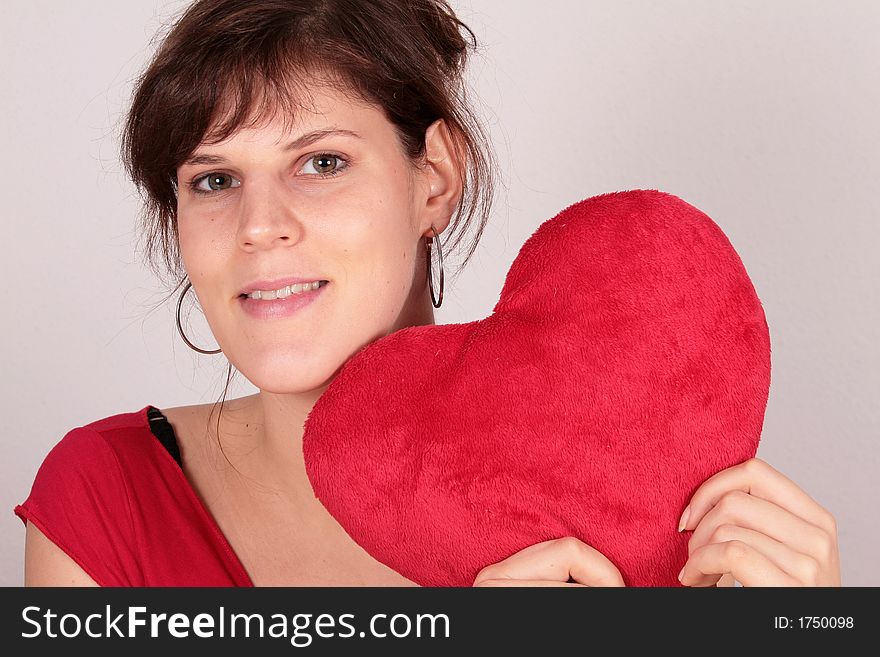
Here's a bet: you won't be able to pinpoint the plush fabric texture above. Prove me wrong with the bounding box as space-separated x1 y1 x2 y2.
303 189 771 587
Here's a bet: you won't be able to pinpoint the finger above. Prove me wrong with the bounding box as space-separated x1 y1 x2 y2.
474 537 625 587
687 491 830 562
689 523 820 585
680 458 834 535
474 579 588 587
716 573 736 587
680 540 800 587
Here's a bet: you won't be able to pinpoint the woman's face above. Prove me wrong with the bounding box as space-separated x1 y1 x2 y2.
175 84 454 394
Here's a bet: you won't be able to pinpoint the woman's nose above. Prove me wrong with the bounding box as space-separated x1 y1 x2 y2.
236 180 304 251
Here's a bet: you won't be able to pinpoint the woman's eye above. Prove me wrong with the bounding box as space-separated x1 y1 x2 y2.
192 173 241 193
187 154 346 194
300 153 347 177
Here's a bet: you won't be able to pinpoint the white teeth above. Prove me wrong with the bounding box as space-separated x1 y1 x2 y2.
246 281 323 300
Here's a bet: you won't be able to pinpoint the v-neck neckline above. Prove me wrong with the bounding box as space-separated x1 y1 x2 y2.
141 405 255 587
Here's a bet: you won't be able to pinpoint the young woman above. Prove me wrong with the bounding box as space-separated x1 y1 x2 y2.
17 0 840 587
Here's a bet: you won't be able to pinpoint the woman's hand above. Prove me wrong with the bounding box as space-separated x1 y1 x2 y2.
473 536 625 587
677 457 841 587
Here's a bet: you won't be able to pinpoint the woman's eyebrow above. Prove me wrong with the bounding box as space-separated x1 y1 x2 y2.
284 127 363 151
183 127 364 166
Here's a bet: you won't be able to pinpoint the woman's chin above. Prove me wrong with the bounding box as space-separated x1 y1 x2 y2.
236 358 344 397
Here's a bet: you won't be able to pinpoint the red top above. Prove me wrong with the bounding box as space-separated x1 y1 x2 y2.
14 406 254 586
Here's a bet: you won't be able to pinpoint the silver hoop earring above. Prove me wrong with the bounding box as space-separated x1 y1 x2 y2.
176 280 222 355
426 225 444 309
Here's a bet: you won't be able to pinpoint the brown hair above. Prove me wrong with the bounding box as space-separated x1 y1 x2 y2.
122 0 496 287
120 0 497 454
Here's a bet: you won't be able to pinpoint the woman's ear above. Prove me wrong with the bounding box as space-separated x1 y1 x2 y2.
418 118 464 237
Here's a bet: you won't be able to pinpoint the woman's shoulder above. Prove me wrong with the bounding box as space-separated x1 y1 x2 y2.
19 401 207 499
19 406 160 504
32 407 155 473
55 396 257 456
16 399 261 586
158 394 259 423
16 402 212 550
14 411 150 585
157 394 260 451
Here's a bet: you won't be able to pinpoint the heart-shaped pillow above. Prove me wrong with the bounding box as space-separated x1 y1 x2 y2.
303 189 771 587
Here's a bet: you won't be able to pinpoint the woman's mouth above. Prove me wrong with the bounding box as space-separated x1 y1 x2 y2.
239 280 329 320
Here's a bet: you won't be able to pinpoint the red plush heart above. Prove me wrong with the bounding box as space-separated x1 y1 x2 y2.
303 189 770 587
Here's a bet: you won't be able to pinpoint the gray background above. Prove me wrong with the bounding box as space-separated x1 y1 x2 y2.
1 0 877 586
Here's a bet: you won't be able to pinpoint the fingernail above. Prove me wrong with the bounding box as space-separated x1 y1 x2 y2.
677 566 686 583
677 505 691 532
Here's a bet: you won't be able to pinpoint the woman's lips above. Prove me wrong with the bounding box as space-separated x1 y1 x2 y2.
238 282 328 320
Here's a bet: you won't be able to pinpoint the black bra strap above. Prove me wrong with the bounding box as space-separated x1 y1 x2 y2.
146 406 183 469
